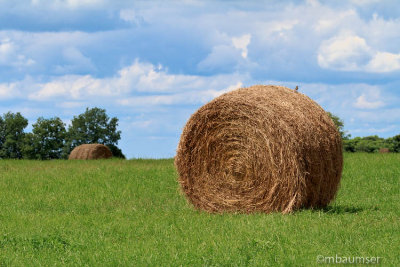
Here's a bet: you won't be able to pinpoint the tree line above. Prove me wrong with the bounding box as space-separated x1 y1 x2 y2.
0 108 397 159
0 107 125 160
328 112 400 153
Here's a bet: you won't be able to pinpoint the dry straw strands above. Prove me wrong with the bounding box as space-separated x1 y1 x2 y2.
379 148 389 153
175 85 343 214
68 144 112 160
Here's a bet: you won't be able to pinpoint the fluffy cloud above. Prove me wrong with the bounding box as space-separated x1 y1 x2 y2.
119 9 144 25
0 38 13 62
31 0 106 9
232 34 251 59
354 94 385 109
318 34 372 71
5 60 244 105
318 33 400 73
197 33 254 73
118 81 243 106
313 10 358 33
0 30 106 78
366 52 400 73
0 83 17 99
0 38 35 67
3 1 400 80
54 47 96 73
29 75 101 100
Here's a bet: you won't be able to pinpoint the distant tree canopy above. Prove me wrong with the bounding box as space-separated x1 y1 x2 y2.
0 108 398 158
343 134 400 153
327 112 398 153
0 116 4 152
23 117 67 160
327 112 350 140
0 108 125 160
391 134 400 152
0 112 28 159
64 107 125 158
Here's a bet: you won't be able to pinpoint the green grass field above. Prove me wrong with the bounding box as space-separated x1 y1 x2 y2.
0 153 399 266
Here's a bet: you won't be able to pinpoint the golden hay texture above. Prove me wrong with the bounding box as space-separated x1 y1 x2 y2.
379 148 390 153
175 85 343 214
68 144 112 160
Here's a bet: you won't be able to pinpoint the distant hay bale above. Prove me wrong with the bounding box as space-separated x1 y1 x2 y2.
379 148 389 153
175 85 343 214
68 144 112 160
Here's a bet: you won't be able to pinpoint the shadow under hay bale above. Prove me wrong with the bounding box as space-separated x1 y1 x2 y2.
175 85 343 214
68 144 112 160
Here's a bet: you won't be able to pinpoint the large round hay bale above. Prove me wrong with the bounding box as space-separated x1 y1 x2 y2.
68 144 112 160
175 85 343 214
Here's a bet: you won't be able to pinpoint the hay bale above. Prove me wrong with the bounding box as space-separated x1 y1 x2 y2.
175 85 343 214
68 144 112 160
379 148 389 153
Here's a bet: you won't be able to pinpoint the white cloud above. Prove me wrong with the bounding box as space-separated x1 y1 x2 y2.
255 19 299 41
366 52 400 73
65 0 103 8
36 0 106 9
198 33 254 72
314 10 357 33
119 9 143 25
305 0 319 7
118 81 243 107
0 38 34 67
2 1 400 79
207 81 243 98
117 61 202 92
55 47 95 73
0 82 17 99
318 34 372 71
120 9 135 22
197 44 243 72
318 33 400 73
350 0 381 6
6 60 244 107
0 38 13 60
232 34 251 59
29 75 102 100
354 94 385 109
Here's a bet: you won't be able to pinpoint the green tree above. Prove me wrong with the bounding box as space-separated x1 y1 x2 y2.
107 144 126 159
64 107 123 158
343 137 360 152
386 135 400 152
393 135 400 152
327 112 350 140
344 135 396 153
0 112 28 159
354 136 386 153
0 116 4 152
23 117 67 160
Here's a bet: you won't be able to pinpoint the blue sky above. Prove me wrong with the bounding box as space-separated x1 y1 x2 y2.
1 0 399 158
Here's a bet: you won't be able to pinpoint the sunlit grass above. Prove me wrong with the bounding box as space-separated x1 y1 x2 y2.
0 154 399 266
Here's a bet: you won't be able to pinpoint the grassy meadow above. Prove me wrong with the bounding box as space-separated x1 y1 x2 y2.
0 153 399 266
